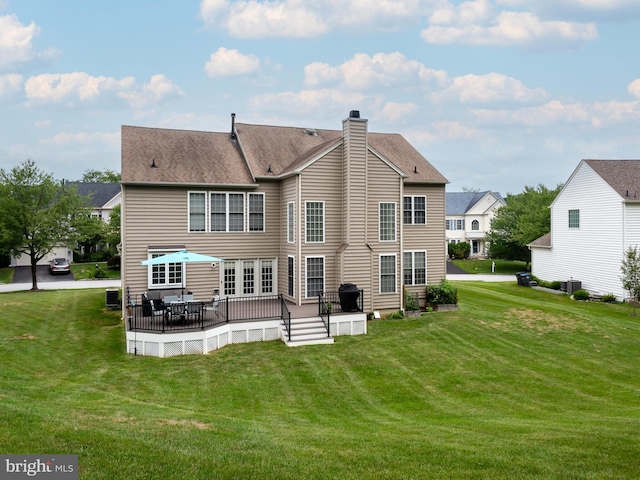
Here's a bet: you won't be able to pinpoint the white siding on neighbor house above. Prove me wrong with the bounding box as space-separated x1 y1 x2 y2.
11 246 71 267
532 162 626 298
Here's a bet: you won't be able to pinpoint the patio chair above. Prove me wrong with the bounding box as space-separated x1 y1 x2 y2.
167 302 185 324
164 295 179 304
204 296 219 319
150 299 166 318
185 301 202 322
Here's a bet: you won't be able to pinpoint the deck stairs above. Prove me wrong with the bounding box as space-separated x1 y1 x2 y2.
281 316 334 347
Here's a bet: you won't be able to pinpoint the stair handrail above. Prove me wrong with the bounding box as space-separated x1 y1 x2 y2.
280 294 291 341
318 293 331 337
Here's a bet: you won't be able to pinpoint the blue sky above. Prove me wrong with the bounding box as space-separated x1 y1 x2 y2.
2 0 640 195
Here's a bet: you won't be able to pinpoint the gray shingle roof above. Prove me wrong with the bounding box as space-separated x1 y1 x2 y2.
583 160 640 200
445 191 504 215
66 182 121 208
121 119 448 185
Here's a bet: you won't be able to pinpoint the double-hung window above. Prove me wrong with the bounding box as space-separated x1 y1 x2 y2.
446 219 465 230
306 256 324 298
403 196 426 224
380 254 397 293
248 193 264 232
404 251 426 286
379 202 396 242
211 193 244 232
188 192 206 232
287 202 295 243
568 209 580 228
306 202 324 243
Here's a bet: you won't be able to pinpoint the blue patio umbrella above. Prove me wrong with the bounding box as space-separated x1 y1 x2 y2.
141 250 224 295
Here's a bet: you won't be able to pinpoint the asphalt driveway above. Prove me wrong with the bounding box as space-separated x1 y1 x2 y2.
11 265 75 284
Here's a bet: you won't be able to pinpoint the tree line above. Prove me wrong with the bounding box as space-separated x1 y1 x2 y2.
0 160 120 290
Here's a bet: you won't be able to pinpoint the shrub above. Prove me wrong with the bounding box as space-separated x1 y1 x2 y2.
448 242 470 260
107 255 121 269
404 291 419 311
426 279 458 306
602 293 617 303
92 267 107 279
572 289 590 301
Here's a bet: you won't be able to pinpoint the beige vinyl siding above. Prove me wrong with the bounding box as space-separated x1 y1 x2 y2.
299 149 342 300
122 182 281 301
279 176 299 301
366 151 403 311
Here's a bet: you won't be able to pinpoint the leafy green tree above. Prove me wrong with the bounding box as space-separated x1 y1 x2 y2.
105 203 121 252
486 184 562 269
620 245 640 315
0 160 93 290
80 168 120 183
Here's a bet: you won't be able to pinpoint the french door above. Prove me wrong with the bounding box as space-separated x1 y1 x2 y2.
222 259 275 298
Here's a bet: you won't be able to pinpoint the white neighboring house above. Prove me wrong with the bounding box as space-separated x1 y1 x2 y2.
445 191 505 258
10 182 122 267
529 159 640 300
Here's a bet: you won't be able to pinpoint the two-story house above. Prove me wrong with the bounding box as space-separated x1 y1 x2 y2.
445 191 505 257
121 111 448 354
530 159 640 299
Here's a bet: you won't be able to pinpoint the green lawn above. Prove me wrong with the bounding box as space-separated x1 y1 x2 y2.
451 258 527 275
0 267 12 284
71 261 121 280
1 283 639 479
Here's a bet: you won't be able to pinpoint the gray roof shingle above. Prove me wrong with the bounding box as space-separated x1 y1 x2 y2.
583 160 640 200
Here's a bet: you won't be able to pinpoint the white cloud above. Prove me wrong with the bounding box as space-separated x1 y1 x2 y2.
0 73 22 98
24 72 183 109
40 130 120 147
472 99 640 127
422 2 597 49
304 52 448 91
378 102 419 123
498 0 640 20
34 119 50 128
204 47 260 78
432 120 479 139
628 79 640 99
25 72 135 103
250 88 372 116
199 0 427 38
0 14 39 71
117 74 184 108
430 72 548 103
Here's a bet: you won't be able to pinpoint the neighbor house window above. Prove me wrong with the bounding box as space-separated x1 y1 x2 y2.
148 251 182 288
188 192 206 232
211 193 245 232
471 220 479 231
306 256 324 298
248 193 264 232
403 196 426 224
380 254 397 293
446 219 465 230
404 251 426 286
306 201 324 243
287 202 295 243
379 202 396 241
568 209 580 228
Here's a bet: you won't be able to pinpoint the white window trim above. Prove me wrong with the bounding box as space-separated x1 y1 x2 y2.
305 255 325 299
404 250 427 286
210 192 245 233
305 201 325 244
248 192 265 232
404 195 426 225
188 191 207 233
287 202 295 243
379 253 397 294
568 209 580 229
146 249 184 289
379 202 397 242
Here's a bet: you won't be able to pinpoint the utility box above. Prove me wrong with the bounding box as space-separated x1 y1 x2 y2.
567 280 582 295
106 288 120 307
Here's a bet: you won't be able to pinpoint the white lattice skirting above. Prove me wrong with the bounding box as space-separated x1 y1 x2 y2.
126 314 367 357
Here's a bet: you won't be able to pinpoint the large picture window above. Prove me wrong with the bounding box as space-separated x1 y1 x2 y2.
403 196 426 224
379 202 396 242
380 254 397 293
404 251 426 286
306 201 324 243
306 256 324 298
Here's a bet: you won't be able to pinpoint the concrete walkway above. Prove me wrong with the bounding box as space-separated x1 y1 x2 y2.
0 278 121 293
447 274 515 282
